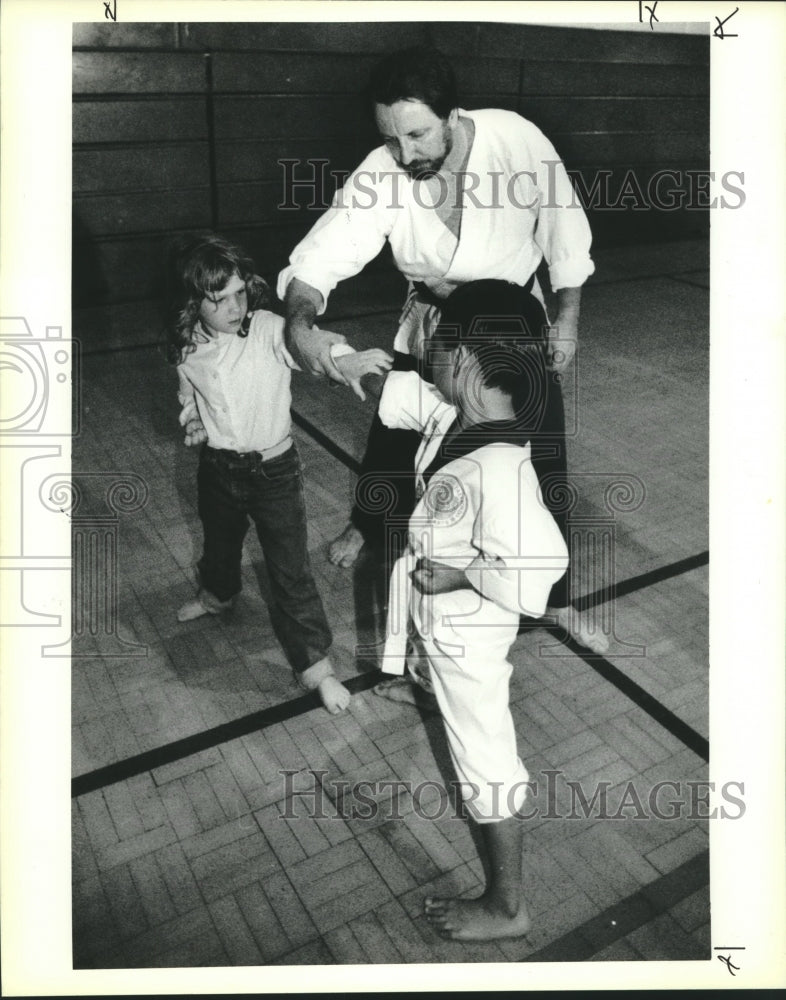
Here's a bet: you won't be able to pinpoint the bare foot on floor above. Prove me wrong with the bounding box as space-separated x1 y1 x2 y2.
374 677 439 711
318 676 351 714
328 523 365 568
424 895 532 941
549 605 610 654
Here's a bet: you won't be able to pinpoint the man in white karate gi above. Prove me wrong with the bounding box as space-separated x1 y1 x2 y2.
276 45 606 656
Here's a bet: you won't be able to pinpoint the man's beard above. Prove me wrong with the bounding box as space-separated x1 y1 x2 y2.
403 155 446 181
401 124 453 181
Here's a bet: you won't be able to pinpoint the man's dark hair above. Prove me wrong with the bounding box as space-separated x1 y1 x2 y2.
365 46 458 119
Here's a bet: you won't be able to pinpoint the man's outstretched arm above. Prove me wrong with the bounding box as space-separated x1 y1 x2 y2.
280 277 347 381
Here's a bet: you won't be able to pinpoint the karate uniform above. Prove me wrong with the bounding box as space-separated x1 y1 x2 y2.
277 107 595 357
380 372 569 822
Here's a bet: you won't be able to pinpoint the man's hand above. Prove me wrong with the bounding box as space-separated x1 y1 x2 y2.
547 320 577 372
333 348 394 401
411 556 469 595
282 278 347 381
547 286 581 373
288 324 349 381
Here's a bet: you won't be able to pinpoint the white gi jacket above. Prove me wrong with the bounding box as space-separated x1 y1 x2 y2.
277 108 595 357
379 372 569 674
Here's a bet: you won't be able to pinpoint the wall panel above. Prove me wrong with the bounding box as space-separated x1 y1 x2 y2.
73 52 206 93
179 22 428 53
73 146 210 194
434 21 709 64
73 99 208 145
211 52 377 93
519 97 708 135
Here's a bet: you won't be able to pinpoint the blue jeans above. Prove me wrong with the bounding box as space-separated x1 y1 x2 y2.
196 443 332 673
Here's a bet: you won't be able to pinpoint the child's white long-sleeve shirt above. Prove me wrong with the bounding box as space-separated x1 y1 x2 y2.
177 310 292 454
176 310 354 453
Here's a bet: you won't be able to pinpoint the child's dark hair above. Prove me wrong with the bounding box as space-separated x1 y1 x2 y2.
364 46 458 120
165 232 270 364
431 280 550 424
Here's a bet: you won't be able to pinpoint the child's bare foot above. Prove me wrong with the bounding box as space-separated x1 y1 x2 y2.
318 675 351 714
328 523 364 567
549 605 609 654
424 894 531 941
177 590 233 622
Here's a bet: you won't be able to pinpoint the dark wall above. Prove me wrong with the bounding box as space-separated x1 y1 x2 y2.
73 20 709 319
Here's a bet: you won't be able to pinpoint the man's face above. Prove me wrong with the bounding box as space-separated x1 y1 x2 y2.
374 100 456 180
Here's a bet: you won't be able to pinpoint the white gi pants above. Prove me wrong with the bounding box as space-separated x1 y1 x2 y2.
411 583 530 823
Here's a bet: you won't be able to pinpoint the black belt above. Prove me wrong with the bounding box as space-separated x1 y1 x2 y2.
413 273 536 309
412 281 448 308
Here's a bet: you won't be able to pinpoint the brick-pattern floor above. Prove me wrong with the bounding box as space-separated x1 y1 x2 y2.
72 240 712 967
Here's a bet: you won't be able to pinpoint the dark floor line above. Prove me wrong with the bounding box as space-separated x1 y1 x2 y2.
559 630 709 762
72 546 709 797
71 670 382 799
666 274 710 291
573 550 709 611
585 269 708 289
290 409 362 475
74 403 710 796
522 849 709 962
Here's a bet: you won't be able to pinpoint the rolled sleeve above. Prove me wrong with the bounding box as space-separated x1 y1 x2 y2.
276 150 397 313
378 370 448 433
547 250 596 293
528 125 595 292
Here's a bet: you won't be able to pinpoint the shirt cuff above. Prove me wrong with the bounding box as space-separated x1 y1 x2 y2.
330 343 356 359
378 370 446 432
548 256 596 292
276 266 331 316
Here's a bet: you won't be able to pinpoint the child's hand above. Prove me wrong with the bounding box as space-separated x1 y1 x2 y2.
333 348 394 401
178 395 208 447
411 557 469 595
183 416 208 447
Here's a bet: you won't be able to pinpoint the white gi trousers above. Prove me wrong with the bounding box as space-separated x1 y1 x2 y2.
411 581 530 823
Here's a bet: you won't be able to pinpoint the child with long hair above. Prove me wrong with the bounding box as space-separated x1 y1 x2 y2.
167 233 391 713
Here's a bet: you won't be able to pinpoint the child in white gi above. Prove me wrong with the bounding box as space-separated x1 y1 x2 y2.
380 282 569 939
168 233 391 714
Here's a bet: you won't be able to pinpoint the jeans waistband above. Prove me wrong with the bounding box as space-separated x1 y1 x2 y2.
205 436 293 463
